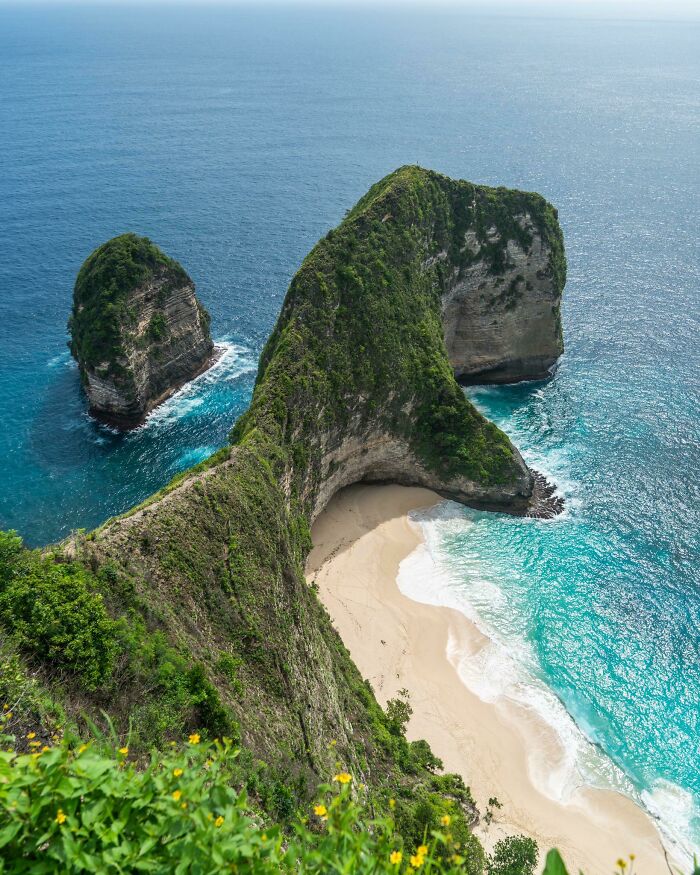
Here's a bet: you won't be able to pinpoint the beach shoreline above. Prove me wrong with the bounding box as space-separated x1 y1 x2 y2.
306 483 672 875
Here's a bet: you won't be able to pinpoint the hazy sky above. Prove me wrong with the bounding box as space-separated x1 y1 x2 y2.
1 0 699 18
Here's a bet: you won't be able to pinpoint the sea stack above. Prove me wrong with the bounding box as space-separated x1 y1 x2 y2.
69 233 215 429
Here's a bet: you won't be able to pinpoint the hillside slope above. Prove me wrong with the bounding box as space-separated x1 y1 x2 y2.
1 166 565 831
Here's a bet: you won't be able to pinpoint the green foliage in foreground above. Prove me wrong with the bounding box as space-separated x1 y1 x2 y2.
488 836 538 875
0 729 491 875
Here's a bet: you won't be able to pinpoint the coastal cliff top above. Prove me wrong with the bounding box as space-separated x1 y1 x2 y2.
68 233 191 371
235 164 565 508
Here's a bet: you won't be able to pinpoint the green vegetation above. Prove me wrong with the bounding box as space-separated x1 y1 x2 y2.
0 531 118 690
149 311 168 340
0 727 562 875
488 837 539 875
2 168 569 868
68 232 189 379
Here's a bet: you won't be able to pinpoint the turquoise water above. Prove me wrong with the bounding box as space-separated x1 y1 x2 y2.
1 2 698 859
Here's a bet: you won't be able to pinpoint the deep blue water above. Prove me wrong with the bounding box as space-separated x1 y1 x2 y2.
1 1 698 859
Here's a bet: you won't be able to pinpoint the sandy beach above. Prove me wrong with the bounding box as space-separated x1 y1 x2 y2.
306 484 672 875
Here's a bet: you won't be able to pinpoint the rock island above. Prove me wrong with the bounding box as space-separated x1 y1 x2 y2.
69 233 216 428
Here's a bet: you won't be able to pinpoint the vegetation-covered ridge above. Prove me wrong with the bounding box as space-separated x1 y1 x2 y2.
1 167 566 868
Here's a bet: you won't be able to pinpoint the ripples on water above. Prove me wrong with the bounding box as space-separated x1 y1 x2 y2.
0 2 698 860
399 372 700 861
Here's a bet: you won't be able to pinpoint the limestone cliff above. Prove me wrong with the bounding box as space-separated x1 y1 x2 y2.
237 165 566 519
69 234 215 428
443 215 564 383
5 167 566 816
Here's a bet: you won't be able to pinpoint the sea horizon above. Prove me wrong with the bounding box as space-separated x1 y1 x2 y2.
1 1 698 865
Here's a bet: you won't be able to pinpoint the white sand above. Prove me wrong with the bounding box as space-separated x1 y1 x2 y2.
307 484 672 875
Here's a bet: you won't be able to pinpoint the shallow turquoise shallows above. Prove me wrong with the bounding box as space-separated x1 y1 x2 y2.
1 3 698 861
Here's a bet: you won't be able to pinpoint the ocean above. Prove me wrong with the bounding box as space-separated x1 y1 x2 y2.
0 1 698 861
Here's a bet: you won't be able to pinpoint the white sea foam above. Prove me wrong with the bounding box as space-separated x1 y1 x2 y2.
642 781 699 867
396 501 698 868
139 341 256 430
465 388 582 515
47 350 73 369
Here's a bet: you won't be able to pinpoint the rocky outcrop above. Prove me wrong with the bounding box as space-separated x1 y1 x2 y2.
37 167 566 807
236 165 566 521
69 234 215 429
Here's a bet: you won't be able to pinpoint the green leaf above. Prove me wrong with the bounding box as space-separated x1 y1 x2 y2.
542 849 569 875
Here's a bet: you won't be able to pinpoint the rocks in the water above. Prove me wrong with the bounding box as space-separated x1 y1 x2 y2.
69 233 215 429
525 470 565 518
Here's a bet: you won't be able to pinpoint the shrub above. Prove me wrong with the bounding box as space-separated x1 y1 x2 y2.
0 730 487 875
0 532 118 690
488 836 538 875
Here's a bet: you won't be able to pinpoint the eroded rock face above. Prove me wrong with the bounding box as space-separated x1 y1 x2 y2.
237 166 566 520
441 216 564 383
69 234 215 429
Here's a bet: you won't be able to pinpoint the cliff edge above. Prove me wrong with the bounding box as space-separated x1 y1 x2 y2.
3 167 566 817
235 165 565 519
69 233 215 429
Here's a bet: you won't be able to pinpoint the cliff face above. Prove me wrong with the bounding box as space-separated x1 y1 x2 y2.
69 234 214 429
7 168 565 816
238 165 566 520
442 216 564 383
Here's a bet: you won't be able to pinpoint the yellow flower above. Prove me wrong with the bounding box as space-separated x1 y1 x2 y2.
630 855 636 862
188 733 200 745
328 739 337 747
333 772 352 784
417 845 428 856
181 802 188 810
2 704 7 710
261 834 268 842
78 744 88 754
410 854 425 868
5 713 12 719
172 790 182 801
41 746 50 753
617 861 627 870
29 741 41 748
26 732 36 739
441 814 451 826
313 804 328 817
55 809 67 825
173 768 183 777
118 746 128 755
389 798 396 809
390 850 403 865
215 815 224 828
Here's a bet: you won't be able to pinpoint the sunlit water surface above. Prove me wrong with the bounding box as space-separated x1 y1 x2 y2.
1 3 698 858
